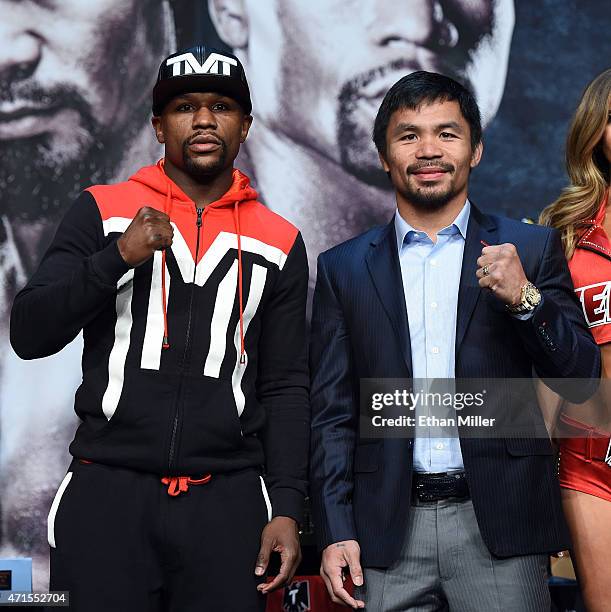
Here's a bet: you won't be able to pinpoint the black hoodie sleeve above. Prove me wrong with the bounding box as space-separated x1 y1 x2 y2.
10 191 130 359
257 232 310 523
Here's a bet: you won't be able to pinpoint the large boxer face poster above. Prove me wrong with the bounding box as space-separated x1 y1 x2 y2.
0 0 609 590
204 0 610 283
0 0 175 589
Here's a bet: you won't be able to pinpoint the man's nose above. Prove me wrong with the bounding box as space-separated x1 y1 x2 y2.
192 107 217 129
415 137 443 158
366 0 458 49
0 22 42 86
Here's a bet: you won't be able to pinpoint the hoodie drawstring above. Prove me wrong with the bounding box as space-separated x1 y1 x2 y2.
157 182 245 364
161 474 212 497
161 184 173 349
233 201 246 365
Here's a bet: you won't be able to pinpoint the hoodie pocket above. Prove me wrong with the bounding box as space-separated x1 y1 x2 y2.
179 375 244 463
87 370 177 440
75 370 181 473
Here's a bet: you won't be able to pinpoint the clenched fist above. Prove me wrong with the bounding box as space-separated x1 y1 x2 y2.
476 243 529 306
117 206 173 268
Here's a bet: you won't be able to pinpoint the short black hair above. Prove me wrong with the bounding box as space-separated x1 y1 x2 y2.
373 71 482 156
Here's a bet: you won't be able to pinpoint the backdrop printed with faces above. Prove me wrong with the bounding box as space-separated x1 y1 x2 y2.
0 0 609 590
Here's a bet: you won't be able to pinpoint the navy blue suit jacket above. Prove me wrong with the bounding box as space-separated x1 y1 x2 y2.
309 204 600 568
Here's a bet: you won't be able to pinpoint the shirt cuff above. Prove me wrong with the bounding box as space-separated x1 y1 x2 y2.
510 310 534 321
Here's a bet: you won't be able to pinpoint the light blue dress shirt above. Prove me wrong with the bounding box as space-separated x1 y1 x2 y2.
394 201 471 473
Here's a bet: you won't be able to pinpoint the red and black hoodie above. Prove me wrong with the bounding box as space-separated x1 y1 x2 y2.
10 160 310 522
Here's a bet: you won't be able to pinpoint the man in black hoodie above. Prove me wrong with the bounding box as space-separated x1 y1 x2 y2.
10 46 309 612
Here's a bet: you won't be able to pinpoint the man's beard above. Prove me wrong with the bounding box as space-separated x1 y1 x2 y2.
182 139 228 183
0 83 147 225
400 162 458 211
336 58 469 190
403 181 456 210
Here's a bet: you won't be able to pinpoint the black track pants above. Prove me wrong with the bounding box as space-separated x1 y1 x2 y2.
48 460 270 611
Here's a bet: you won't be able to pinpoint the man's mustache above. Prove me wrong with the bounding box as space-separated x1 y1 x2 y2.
407 161 455 173
339 57 468 105
339 55 473 111
0 80 90 115
342 59 426 98
185 131 224 147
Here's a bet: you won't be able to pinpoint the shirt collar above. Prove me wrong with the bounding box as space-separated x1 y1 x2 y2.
395 199 471 251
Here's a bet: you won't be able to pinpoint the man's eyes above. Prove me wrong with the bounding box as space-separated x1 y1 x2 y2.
398 132 457 141
174 102 231 112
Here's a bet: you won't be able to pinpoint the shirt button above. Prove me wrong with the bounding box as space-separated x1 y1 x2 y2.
431 346 440 354
431 301 438 309
435 443 444 450
430 259 437 267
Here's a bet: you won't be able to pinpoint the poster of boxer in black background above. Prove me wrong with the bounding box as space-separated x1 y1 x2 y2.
0 0 176 588
0 0 608 592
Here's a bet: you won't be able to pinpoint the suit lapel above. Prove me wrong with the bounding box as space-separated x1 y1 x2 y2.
455 204 498 355
365 221 412 375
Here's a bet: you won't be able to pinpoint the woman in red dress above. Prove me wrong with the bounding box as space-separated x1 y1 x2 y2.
540 68 611 612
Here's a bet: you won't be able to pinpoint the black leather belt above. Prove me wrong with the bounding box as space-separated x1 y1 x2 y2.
412 471 469 502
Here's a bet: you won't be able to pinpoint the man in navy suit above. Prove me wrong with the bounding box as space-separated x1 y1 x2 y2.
309 72 600 610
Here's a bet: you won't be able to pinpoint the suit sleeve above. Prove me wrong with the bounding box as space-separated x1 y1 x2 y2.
257 232 310 523
10 191 130 359
309 253 359 551
512 227 601 401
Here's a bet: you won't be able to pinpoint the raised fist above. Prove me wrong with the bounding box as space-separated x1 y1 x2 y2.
476 243 529 306
117 206 173 268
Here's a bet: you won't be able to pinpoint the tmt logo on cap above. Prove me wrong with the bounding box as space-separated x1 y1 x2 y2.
166 52 238 77
152 45 252 115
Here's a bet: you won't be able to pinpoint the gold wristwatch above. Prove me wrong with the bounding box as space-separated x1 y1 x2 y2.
506 282 541 314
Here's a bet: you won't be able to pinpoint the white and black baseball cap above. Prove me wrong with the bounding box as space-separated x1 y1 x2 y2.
152 45 252 116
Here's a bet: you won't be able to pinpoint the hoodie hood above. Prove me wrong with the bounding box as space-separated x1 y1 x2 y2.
128 159 259 209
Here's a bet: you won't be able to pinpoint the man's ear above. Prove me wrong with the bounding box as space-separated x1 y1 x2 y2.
152 116 164 144
470 140 483 169
208 0 248 49
240 114 253 143
378 151 390 173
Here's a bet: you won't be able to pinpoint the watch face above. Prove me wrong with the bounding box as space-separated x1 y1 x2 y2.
524 283 541 306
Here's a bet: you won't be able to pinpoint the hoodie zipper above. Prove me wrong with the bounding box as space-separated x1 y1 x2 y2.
167 206 204 472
